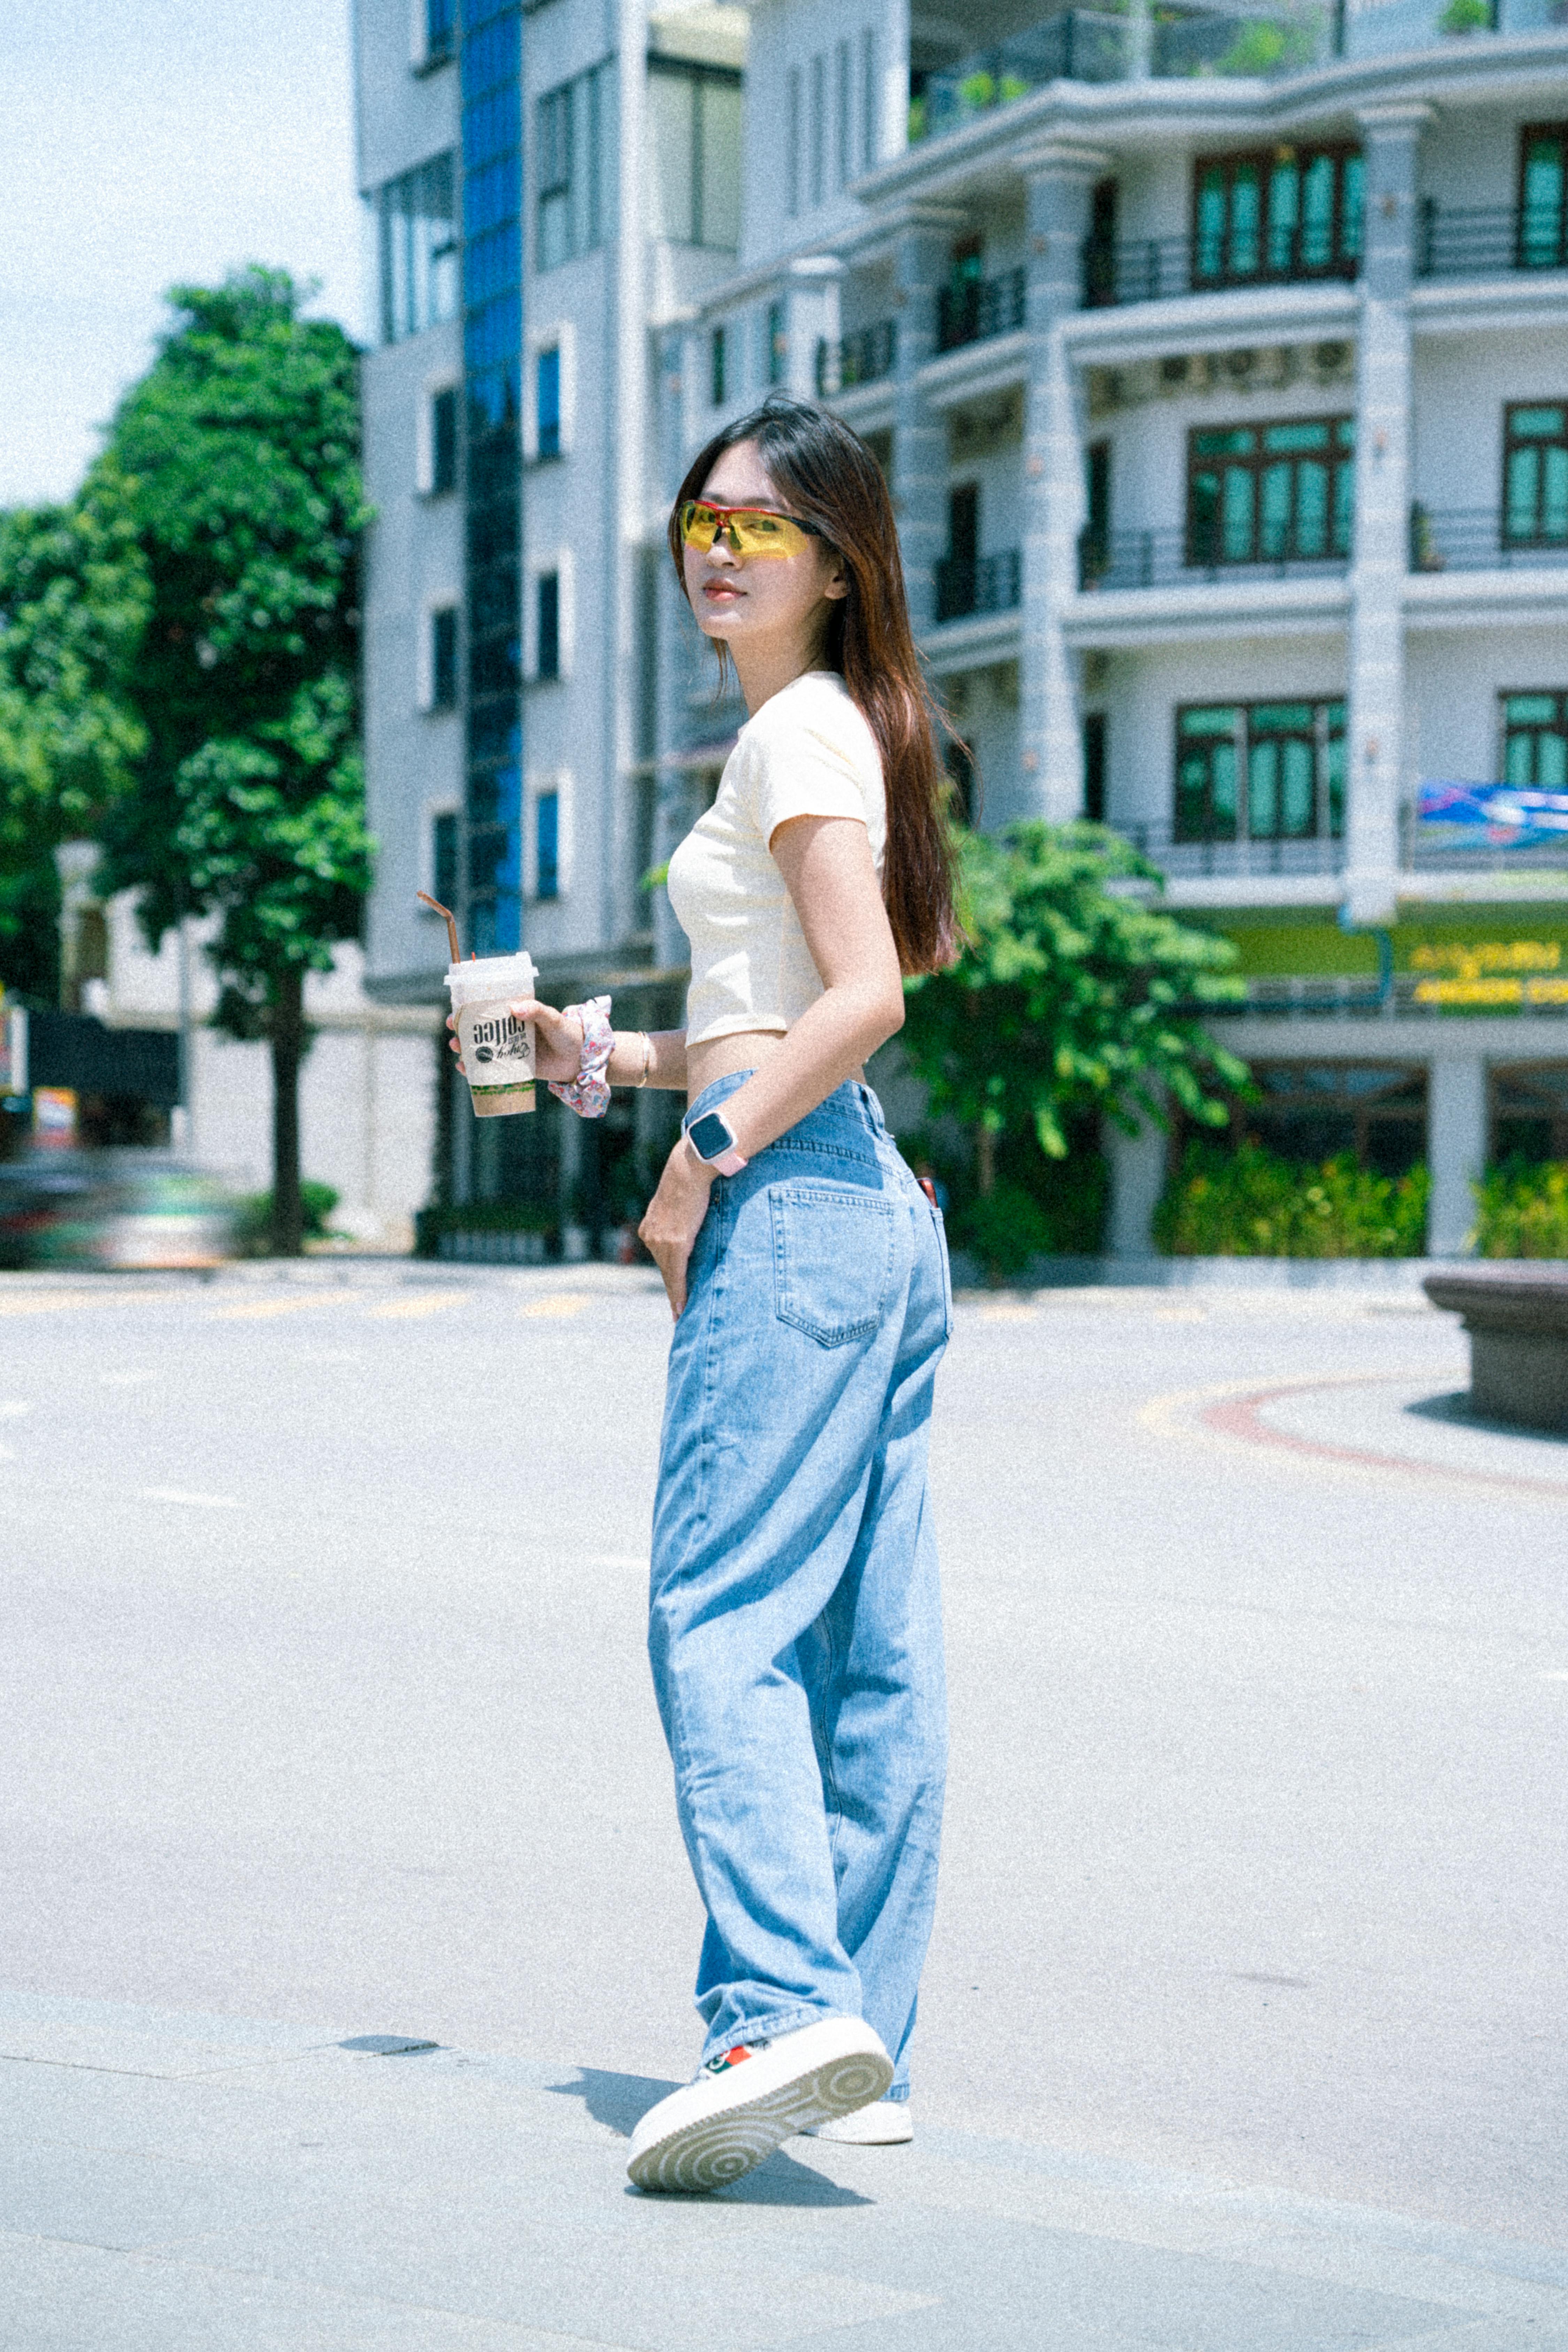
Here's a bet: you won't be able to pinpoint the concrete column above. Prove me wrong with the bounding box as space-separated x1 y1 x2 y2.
1343 105 1431 929
890 205 965 639
1013 143 1110 831
652 321 700 980
1106 1108 1168 1259
783 256 843 402
1427 1052 1486 1258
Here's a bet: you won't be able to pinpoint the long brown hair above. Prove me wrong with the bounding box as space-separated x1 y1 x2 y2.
668 395 959 974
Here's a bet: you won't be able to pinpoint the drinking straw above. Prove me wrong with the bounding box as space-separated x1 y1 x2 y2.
417 893 461 967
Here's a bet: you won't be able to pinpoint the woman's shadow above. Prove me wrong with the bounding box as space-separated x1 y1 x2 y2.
549 2068 872 2205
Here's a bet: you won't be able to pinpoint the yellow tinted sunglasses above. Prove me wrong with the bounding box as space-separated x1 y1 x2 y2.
677 500 828 559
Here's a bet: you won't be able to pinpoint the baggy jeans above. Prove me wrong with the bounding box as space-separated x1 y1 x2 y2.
649 1073 951 2099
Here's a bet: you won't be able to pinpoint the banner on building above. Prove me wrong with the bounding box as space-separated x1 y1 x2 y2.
1418 782 1568 847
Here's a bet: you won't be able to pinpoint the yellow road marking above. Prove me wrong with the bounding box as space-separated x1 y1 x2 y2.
0 1289 186 1316
978 1301 1037 1322
518 1293 589 1319
208 1288 361 1322
364 1290 467 1320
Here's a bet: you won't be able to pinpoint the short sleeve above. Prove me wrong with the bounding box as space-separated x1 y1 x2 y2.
744 710 872 848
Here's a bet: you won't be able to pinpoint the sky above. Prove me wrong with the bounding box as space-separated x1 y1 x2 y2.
0 0 367 507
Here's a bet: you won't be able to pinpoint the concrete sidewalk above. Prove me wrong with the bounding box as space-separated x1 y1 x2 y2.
5 1990 1566 2352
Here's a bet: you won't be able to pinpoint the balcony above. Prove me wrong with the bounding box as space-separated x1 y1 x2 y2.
1083 233 1360 309
1417 203 1568 281
815 320 897 398
934 549 1021 623
1116 820 1344 881
1409 507 1568 573
1079 526 1350 593
937 268 1025 353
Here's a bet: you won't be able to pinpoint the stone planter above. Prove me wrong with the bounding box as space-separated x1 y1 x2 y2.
1421 1265 1568 1433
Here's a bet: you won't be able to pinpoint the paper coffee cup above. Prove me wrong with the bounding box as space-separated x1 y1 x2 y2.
445 951 537 1118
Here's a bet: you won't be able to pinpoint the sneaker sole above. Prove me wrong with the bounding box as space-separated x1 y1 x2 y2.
627 2043 893 2194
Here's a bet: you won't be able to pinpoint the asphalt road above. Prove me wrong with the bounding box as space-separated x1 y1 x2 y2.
2 1263 1564 2250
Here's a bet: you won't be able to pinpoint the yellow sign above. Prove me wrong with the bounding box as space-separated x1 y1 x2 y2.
1408 940 1568 1008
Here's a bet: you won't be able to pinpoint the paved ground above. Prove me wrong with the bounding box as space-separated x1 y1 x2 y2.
2 1261 1565 2348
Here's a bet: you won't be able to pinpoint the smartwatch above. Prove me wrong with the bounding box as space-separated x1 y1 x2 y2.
686 1108 748 1177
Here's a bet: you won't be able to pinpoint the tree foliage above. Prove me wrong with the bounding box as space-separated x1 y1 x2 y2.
900 823 1249 1164
95 267 370 1248
0 475 149 998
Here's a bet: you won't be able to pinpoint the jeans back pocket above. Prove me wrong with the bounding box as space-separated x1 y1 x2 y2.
769 1183 897 1348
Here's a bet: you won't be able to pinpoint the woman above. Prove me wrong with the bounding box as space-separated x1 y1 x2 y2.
493 395 957 2192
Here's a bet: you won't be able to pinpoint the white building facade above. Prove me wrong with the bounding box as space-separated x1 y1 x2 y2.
356 0 1568 1253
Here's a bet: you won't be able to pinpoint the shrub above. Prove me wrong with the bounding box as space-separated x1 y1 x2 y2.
236 1178 341 1256
1438 0 1492 32
1471 1159 1568 1258
900 1117 1108 1280
1155 1139 1430 1258
414 1198 555 1258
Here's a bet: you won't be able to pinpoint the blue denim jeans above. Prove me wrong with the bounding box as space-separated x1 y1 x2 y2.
649 1073 951 2099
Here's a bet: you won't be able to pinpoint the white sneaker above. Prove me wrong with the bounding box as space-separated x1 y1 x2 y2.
803 2099 913 2145
625 2017 893 2193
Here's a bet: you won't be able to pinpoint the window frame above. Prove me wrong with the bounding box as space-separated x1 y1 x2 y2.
1499 689 1568 789
1517 123 1568 271
423 380 460 497
1174 697 1346 845
376 151 459 345
1501 402 1568 548
535 61 613 276
428 604 461 714
526 770 572 901
1185 413 1356 568
710 322 727 407
1190 144 1363 292
524 321 574 461
646 54 743 251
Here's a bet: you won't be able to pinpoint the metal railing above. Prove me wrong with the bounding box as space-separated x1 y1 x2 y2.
1417 201 1568 280
936 267 1026 354
1409 506 1568 573
1114 821 1344 879
1082 232 1359 308
933 549 1022 624
1079 525 1350 592
814 319 897 398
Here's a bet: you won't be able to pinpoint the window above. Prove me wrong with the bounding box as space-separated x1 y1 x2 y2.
1192 146 1362 290
536 789 560 901
1241 1064 1428 1179
1083 713 1107 822
787 67 801 217
1519 125 1568 271
860 30 878 171
647 58 742 249
432 810 460 911
424 0 455 66
1085 440 1111 567
536 347 561 458
1187 416 1355 565
537 62 613 274
1502 405 1568 548
766 299 785 387
430 607 459 711
1175 700 1345 843
430 385 458 494
377 152 458 343
835 42 851 189
710 323 727 406
1501 692 1568 789
809 54 825 208
536 573 560 680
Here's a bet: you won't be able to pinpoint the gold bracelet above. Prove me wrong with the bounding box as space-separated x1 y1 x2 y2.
637 1032 652 1087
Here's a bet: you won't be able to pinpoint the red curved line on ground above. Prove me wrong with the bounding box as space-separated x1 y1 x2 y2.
1201 1381 1568 1498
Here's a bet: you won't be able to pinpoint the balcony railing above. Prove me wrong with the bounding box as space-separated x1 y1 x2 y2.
1417 202 1568 280
815 320 897 398
1115 821 1344 879
1079 526 1350 592
934 549 1022 624
1082 231 1359 308
936 268 1026 354
1409 506 1568 573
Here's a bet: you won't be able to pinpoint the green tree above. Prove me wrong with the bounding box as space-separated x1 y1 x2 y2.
0 473 149 1001
98 267 370 1253
900 822 1249 1203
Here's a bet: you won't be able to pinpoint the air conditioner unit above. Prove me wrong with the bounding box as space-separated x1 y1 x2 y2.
1157 353 1209 394
1222 347 1258 384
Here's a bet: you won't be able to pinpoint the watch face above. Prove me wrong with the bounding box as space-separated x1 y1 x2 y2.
687 1111 735 1162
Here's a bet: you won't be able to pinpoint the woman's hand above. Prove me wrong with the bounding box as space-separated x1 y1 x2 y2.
446 996 583 1082
639 1135 715 1319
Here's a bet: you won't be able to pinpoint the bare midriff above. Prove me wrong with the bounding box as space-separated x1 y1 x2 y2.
686 1027 866 1106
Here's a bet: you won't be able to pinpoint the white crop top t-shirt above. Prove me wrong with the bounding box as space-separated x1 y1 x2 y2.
667 669 887 1046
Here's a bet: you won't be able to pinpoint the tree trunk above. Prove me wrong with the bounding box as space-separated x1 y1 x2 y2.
270 967 305 1255
977 1124 996 1197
